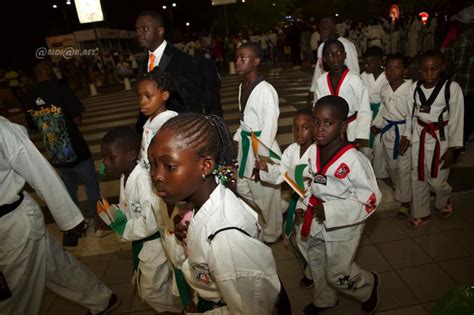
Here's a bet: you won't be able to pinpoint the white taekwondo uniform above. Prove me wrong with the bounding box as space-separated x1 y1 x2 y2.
0 116 112 314
374 80 413 203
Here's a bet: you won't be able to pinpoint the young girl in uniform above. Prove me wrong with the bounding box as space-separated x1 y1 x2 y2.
100 126 181 313
137 66 178 168
301 95 381 314
372 53 413 217
255 109 315 288
233 42 283 243
360 46 389 177
408 49 464 228
147 113 286 314
315 39 372 145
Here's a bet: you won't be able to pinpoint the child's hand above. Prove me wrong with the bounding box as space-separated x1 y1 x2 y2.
441 147 455 169
173 213 190 242
255 159 268 172
398 136 410 156
371 126 381 135
311 204 325 222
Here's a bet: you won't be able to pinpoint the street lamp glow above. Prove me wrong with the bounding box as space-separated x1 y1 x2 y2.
242 0 245 2
162 5 167 9
273 3 276 6
186 22 190 27
172 3 176 7
66 0 71 5
52 4 58 8
335 13 339 17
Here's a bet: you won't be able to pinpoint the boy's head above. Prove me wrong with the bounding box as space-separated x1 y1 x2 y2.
419 49 445 87
312 96 349 146
293 109 314 147
137 67 173 118
322 39 346 71
319 16 337 41
235 42 261 76
385 53 408 83
101 126 140 179
363 46 385 74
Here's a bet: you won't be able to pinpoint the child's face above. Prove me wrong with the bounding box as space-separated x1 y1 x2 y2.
312 106 345 147
323 43 346 71
363 56 383 74
385 59 406 84
293 114 314 147
137 80 169 119
235 47 260 75
100 142 133 179
420 56 444 87
148 130 213 205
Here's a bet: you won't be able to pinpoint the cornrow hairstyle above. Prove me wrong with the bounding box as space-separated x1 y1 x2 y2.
159 112 236 170
102 126 141 153
314 95 349 121
137 10 164 27
322 39 345 56
363 46 385 59
420 49 445 64
137 66 177 94
239 42 262 60
386 53 409 68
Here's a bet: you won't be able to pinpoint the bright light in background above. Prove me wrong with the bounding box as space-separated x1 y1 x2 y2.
242 0 245 2
75 0 104 23
172 3 176 7
52 4 58 8
162 5 167 9
186 22 190 27
66 0 71 5
335 13 339 17
272 3 276 6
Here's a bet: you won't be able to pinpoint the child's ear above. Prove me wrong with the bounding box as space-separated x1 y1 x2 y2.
163 90 170 101
200 155 216 177
128 149 138 161
253 57 261 67
340 121 348 138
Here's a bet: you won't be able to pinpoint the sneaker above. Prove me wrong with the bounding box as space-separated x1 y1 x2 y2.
299 276 314 288
86 293 120 315
396 206 409 217
361 272 380 314
303 301 338 315
62 220 87 247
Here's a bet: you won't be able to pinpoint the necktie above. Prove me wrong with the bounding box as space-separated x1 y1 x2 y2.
148 54 156 72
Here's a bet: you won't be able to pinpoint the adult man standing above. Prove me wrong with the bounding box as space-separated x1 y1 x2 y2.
135 10 202 134
307 16 360 106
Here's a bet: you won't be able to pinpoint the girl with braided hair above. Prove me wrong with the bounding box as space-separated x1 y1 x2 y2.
137 66 178 169
147 113 287 314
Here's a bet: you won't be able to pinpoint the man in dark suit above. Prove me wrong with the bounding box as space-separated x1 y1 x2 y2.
135 10 202 134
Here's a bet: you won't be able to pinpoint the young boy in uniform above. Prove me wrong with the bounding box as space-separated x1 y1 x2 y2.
233 42 283 243
408 49 464 228
300 95 381 314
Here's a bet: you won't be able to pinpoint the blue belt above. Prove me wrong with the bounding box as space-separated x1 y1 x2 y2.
381 118 406 159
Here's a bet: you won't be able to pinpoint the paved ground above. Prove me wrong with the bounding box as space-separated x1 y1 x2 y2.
6 64 474 314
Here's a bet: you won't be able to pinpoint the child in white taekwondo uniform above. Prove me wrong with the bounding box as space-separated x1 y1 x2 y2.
148 113 287 314
0 116 118 315
372 54 413 217
408 50 464 228
100 126 181 313
255 109 315 288
233 42 283 243
315 39 372 144
360 46 389 177
308 16 360 105
299 96 382 315
137 67 178 169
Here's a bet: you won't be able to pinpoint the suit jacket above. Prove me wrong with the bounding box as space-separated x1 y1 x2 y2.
136 42 202 133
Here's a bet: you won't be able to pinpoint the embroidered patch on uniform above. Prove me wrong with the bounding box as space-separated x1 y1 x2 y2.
334 163 350 179
365 193 377 213
191 263 213 285
313 174 327 185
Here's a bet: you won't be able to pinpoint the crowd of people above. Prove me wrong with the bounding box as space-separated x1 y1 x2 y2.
0 3 473 315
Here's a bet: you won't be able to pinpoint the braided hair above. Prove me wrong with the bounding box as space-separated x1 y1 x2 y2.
158 113 236 184
137 66 176 94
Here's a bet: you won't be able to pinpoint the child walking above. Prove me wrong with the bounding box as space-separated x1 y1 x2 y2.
408 49 464 228
372 53 413 216
137 66 178 168
360 46 389 178
255 109 315 288
315 39 372 145
147 113 287 314
100 126 181 313
233 42 283 243
300 96 381 314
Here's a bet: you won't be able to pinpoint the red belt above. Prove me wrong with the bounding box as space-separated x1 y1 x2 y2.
301 195 323 237
417 119 448 181
346 112 357 124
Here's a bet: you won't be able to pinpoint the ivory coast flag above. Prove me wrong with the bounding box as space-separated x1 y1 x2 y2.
282 164 308 200
250 130 281 163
